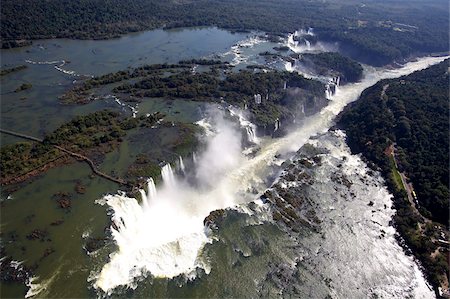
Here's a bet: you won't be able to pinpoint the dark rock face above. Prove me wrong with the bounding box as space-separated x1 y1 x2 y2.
84 238 107 255
75 181 86 194
50 219 64 226
256 87 328 137
260 142 331 236
26 229 49 241
204 209 226 228
0 248 32 284
53 192 72 211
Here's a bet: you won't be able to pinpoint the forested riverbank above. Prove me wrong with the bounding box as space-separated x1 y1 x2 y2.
2 0 448 65
337 59 449 297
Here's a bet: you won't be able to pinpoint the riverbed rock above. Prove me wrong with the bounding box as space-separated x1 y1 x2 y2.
75 181 86 194
26 229 48 241
204 209 226 227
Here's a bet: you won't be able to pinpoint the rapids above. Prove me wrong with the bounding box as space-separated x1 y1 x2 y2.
93 55 448 294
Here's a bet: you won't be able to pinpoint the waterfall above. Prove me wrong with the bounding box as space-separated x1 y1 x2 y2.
228 106 259 144
161 164 176 187
283 81 287 90
245 126 258 144
147 178 157 200
139 178 157 209
179 156 186 174
325 84 332 99
192 152 197 164
94 56 448 294
325 76 340 99
304 38 311 50
286 27 322 54
274 118 280 132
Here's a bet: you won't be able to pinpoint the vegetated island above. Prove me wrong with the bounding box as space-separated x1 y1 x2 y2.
1 0 448 66
60 60 329 135
298 52 364 84
1 59 332 193
336 59 450 297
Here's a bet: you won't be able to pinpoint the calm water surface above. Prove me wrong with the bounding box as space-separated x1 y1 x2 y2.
0 27 249 141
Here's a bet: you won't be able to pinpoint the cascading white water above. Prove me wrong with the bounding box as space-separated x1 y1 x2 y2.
94 111 244 293
287 28 316 53
286 27 336 54
221 36 264 66
274 118 280 132
161 164 176 188
228 106 259 144
178 156 186 174
94 55 448 294
245 127 258 143
325 76 340 99
304 39 311 50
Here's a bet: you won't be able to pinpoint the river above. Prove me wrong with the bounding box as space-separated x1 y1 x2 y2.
0 26 446 298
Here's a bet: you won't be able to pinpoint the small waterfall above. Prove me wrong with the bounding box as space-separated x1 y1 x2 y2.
139 178 157 209
304 38 311 50
139 189 149 209
254 94 262 104
245 125 258 144
325 76 340 99
284 81 287 90
325 85 332 99
287 27 317 53
161 164 176 187
179 156 186 174
192 152 197 164
228 106 259 144
274 118 280 132
147 178 157 199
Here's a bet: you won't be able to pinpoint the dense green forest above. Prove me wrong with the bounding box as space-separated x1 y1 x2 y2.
300 52 363 83
2 0 448 65
337 60 449 293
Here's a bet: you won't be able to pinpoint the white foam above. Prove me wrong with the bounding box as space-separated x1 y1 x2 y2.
93 55 448 294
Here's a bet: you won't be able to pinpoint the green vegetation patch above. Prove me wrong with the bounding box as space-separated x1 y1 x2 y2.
1 142 62 183
1 110 164 185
